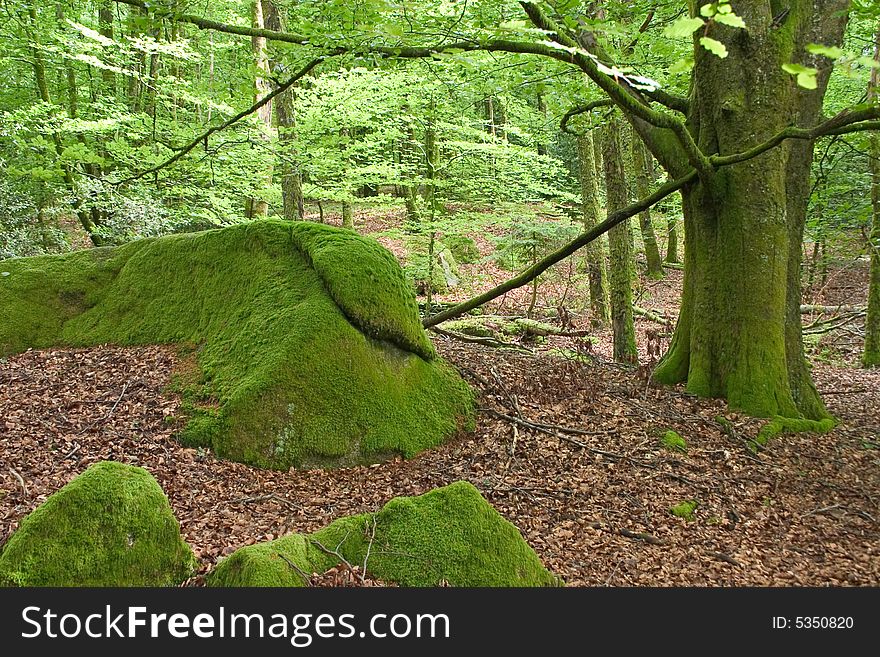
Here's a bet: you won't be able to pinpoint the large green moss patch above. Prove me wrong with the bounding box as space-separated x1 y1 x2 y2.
0 220 474 469
0 461 195 586
207 481 559 587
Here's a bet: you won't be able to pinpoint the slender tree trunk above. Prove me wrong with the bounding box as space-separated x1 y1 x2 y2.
863 23 880 367
98 2 116 97
264 0 303 221
577 130 611 326
536 91 548 156
665 213 680 263
402 116 421 228
247 0 272 217
632 130 663 279
654 2 848 419
603 117 637 364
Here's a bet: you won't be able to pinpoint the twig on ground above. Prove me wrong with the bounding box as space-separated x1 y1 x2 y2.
277 553 312 586
8 467 28 499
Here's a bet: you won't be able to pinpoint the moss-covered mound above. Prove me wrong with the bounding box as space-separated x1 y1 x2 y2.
0 220 474 469
0 461 195 586
207 481 558 587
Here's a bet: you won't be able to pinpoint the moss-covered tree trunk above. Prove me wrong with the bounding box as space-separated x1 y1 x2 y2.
603 117 637 364
577 130 611 327
631 131 663 279
98 2 116 97
653 2 848 419
665 214 680 264
863 23 880 367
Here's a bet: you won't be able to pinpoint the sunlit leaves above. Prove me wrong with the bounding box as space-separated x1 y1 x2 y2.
699 37 728 59
806 43 845 60
664 17 704 39
782 63 819 89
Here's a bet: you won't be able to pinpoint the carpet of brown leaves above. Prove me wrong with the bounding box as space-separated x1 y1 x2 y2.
1 337 876 586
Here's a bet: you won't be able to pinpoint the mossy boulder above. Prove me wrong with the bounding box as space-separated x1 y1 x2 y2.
0 461 195 586
0 220 474 469
442 234 480 264
208 481 558 587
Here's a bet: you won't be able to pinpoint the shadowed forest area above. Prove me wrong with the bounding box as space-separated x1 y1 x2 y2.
0 0 878 589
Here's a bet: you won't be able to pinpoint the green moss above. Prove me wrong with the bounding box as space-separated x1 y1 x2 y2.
753 415 836 449
670 500 699 522
208 481 558 587
0 461 195 586
661 430 687 453
0 221 474 469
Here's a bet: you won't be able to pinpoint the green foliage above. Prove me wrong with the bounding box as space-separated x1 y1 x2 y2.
208 481 559 587
0 221 473 469
661 430 688 453
491 216 581 271
0 461 195 586
669 500 699 522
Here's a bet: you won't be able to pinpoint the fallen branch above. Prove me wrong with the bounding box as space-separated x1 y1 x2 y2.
619 528 665 545
8 467 28 499
704 550 743 567
428 326 534 353
277 553 312 586
632 305 672 326
800 304 865 314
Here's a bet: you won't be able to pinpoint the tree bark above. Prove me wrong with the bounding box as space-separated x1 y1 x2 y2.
577 130 610 326
653 1 849 419
631 129 663 279
864 21 880 367
264 0 303 221
99 2 116 96
665 214 680 263
248 0 273 217
603 116 638 364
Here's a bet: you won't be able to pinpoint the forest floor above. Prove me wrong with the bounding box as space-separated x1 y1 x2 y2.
1 208 878 586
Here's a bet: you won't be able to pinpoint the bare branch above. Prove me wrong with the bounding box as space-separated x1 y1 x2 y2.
114 57 325 184
560 99 614 134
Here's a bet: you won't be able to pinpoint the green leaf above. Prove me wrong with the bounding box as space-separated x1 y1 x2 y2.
699 3 717 18
714 12 746 28
781 63 816 75
782 63 818 89
664 17 705 39
796 72 818 89
669 57 694 74
716 3 733 14
699 37 728 58
805 43 845 59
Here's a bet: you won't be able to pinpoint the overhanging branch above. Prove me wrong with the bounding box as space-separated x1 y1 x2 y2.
113 57 325 185
560 99 614 135
423 169 698 327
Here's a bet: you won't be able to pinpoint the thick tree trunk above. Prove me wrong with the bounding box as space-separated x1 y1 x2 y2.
631 129 663 279
603 117 637 364
654 2 848 419
864 23 880 367
577 130 611 326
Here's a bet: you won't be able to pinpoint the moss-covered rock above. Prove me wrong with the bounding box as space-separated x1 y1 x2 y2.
0 461 195 586
0 220 474 469
208 481 558 587
442 234 480 264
